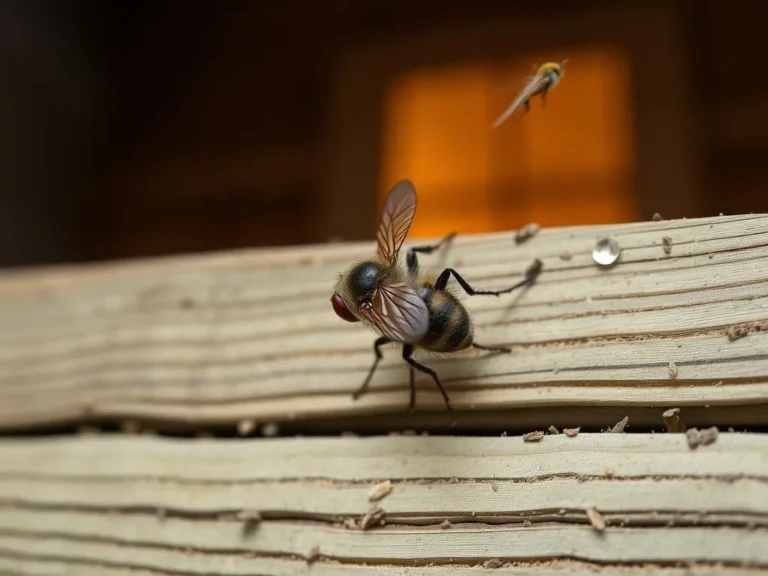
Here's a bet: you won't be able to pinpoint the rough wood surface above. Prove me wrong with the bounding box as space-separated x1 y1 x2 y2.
0 433 766 575
2 214 768 431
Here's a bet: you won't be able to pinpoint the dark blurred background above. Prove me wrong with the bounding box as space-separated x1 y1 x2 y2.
0 0 764 268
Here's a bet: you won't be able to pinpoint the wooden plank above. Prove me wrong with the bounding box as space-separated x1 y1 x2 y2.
0 433 765 574
1 214 768 431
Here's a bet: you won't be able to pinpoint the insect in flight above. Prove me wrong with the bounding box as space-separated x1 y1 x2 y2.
492 60 568 129
330 180 543 424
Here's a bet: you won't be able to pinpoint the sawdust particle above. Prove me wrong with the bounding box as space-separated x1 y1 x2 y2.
668 361 678 379
305 546 320 564
662 236 672 255
120 420 141 434
603 466 615 478
585 507 606 531
237 419 257 437
523 519 532 527
440 519 452 529
515 223 540 244
483 558 504 569
360 506 385 530
686 426 719 450
559 251 572 261
342 517 358 530
490 481 498 492
652 213 663 221
727 323 750 341
547 425 560 435
368 480 393 502
522 430 544 442
564 427 580 437
662 408 685 432
609 416 629 433
261 422 280 437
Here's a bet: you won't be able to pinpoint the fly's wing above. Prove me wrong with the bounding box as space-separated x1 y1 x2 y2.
376 180 417 265
492 75 550 128
360 282 429 344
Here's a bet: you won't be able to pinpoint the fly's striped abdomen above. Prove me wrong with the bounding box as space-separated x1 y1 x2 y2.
416 285 473 352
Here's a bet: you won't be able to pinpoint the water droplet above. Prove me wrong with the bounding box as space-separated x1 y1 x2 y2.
592 237 621 267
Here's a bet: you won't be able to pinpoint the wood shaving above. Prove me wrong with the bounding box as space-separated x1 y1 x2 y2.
360 506 385 530
237 419 257 436
662 407 685 433
564 427 580 437
368 480 393 502
668 361 678 379
585 506 606 531
261 422 280 437
686 426 719 450
522 430 544 442
609 416 629 433
515 222 540 244
236 510 262 523
547 425 560 434
305 546 320 564
662 236 672 255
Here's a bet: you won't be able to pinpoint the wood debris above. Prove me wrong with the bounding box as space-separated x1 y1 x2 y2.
726 323 750 341
547 425 560 435
686 426 719 450
305 546 320 564
564 427 580 437
368 480 393 502
483 558 504 569
668 361 678 379
261 422 280 437
490 481 498 492
609 416 629 433
662 236 672 255
342 517 358 530
522 430 544 442
652 213 663 221
585 506 606 531
559 251 572 261
662 408 686 433
237 419 257 436
236 510 262 523
360 506 385 530
515 222 540 244
440 519 452 529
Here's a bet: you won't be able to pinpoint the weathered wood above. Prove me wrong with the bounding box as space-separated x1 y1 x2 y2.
0 433 765 575
1 214 768 431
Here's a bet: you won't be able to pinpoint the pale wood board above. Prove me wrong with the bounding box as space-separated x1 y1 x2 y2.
0 433 766 574
1 214 768 431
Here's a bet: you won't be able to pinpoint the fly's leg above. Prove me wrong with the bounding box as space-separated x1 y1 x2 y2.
435 258 542 295
352 336 391 400
406 232 457 278
403 344 455 426
408 366 416 411
472 342 511 353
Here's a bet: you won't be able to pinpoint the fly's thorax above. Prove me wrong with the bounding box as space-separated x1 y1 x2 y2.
416 283 474 353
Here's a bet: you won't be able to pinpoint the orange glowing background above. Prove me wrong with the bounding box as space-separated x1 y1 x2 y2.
379 46 638 239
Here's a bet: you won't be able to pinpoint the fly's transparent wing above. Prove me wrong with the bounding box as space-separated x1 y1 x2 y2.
376 180 417 265
361 282 429 344
492 75 550 128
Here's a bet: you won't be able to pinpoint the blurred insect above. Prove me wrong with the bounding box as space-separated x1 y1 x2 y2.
330 180 543 423
492 60 568 129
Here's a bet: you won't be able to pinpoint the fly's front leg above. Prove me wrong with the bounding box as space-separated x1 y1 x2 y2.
435 258 542 295
402 344 455 426
406 232 457 278
352 336 391 400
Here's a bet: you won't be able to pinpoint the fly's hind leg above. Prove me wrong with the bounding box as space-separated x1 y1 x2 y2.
352 336 391 400
402 344 455 426
406 232 457 277
435 258 542 295
472 342 511 354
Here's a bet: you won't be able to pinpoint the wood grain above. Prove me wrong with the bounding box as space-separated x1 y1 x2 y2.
0 433 766 575
1 214 768 431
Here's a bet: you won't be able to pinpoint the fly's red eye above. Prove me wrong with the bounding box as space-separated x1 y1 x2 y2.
331 293 359 323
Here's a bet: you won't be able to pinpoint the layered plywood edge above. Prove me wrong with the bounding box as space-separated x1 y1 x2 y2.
1 214 768 432
0 433 766 575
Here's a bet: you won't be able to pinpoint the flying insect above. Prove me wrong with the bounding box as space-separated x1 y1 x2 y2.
492 60 568 129
330 180 542 423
